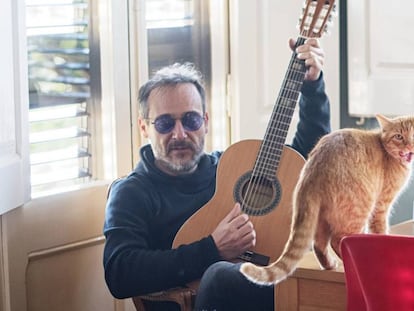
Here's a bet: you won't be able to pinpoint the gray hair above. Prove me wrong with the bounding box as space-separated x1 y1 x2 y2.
138 63 206 119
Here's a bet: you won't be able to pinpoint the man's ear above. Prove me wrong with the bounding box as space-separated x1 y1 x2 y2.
138 117 150 138
204 112 209 134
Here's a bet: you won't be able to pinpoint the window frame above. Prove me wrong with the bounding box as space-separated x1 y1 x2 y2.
1 0 135 211
0 0 30 214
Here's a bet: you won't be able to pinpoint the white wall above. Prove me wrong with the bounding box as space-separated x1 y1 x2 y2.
228 0 413 225
229 0 340 144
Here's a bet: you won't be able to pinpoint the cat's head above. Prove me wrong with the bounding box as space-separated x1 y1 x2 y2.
376 114 414 167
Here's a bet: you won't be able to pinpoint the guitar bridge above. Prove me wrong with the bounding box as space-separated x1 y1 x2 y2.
238 251 269 266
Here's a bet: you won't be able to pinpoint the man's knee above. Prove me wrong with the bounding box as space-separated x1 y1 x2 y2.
200 261 238 288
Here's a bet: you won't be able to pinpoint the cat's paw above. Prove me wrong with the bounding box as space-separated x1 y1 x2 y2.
323 258 338 270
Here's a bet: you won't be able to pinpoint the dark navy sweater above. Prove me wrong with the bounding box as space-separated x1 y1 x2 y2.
103 75 331 298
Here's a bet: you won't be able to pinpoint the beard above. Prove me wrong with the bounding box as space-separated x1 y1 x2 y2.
154 138 205 175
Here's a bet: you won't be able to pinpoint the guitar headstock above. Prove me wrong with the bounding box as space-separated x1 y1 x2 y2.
298 0 337 38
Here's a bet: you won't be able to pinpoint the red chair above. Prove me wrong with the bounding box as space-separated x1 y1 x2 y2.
340 234 414 311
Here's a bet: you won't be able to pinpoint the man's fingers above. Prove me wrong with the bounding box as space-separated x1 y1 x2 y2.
289 38 296 51
223 203 242 222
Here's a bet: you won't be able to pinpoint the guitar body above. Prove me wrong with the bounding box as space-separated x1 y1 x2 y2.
173 139 305 265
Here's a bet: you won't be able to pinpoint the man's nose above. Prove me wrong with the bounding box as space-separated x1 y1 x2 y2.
171 120 188 139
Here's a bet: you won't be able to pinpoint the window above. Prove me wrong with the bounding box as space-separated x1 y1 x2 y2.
22 0 228 198
143 0 229 151
26 0 98 197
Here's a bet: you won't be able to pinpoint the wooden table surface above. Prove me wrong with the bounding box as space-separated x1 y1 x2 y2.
390 219 414 236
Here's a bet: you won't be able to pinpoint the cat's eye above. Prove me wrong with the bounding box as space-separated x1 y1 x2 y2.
394 134 403 140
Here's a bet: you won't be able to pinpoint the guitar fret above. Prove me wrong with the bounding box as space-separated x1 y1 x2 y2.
284 80 302 90
268 122 290 131
280 94 299 101
281 91 301 98
274 100 296 109
263 141 286 153
270 116 293 125
256 164 282 178
282 93 300 99
266 131 290 139
259 136 286 156
289 68 306 75
290 61 304 71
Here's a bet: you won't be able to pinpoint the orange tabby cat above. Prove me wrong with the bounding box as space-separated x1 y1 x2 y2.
240 114 414 285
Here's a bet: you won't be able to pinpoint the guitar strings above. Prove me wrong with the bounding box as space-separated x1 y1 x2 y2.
242 34 307 216
240 1 336 216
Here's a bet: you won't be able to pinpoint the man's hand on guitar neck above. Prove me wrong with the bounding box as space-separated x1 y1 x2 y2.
289 37 324 81
211 203 256 261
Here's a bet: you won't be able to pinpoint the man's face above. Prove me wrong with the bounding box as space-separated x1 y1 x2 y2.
138 83 209 175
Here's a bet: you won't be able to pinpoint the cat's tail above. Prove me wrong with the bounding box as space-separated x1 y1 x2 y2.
239 191 320 286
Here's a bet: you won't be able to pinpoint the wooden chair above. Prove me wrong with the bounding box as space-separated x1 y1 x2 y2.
106 178 197 311
132 287 196 311
341 234 414 311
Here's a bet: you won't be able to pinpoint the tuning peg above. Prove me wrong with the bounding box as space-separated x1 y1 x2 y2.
322 22 333 36
331 4 338 16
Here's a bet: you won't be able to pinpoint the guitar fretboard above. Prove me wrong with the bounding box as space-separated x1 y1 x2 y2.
255 36 307 178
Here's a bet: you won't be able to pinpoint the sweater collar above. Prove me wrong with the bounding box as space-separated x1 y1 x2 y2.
136 144 218 192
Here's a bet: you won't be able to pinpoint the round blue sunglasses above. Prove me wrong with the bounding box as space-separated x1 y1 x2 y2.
148 111 205 134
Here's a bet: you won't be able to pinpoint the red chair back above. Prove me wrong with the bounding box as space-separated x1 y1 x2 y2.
341 234 414 311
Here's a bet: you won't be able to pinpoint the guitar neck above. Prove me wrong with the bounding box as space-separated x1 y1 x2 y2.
255 36 307 177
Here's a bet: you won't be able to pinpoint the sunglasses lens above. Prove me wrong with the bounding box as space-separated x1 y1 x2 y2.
182 111 204 131
153 115 175 134
152 112 204 134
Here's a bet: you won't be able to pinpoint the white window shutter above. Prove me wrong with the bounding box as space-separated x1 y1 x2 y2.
0 0 30 214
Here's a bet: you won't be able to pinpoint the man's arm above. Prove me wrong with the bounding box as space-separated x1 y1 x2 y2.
291 73 331 158
103 178 221 299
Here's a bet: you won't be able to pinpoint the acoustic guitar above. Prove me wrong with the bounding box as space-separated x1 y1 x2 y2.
173 0 336 270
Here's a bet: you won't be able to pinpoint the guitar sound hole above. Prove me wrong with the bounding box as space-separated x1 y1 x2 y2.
234 172 281 216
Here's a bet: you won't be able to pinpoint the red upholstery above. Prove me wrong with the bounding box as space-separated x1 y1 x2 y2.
340 234 414 311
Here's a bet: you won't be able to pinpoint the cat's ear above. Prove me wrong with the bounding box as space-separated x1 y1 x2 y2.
375 114 392 129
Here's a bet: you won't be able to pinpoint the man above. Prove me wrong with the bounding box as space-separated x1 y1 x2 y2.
103 37 331 310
